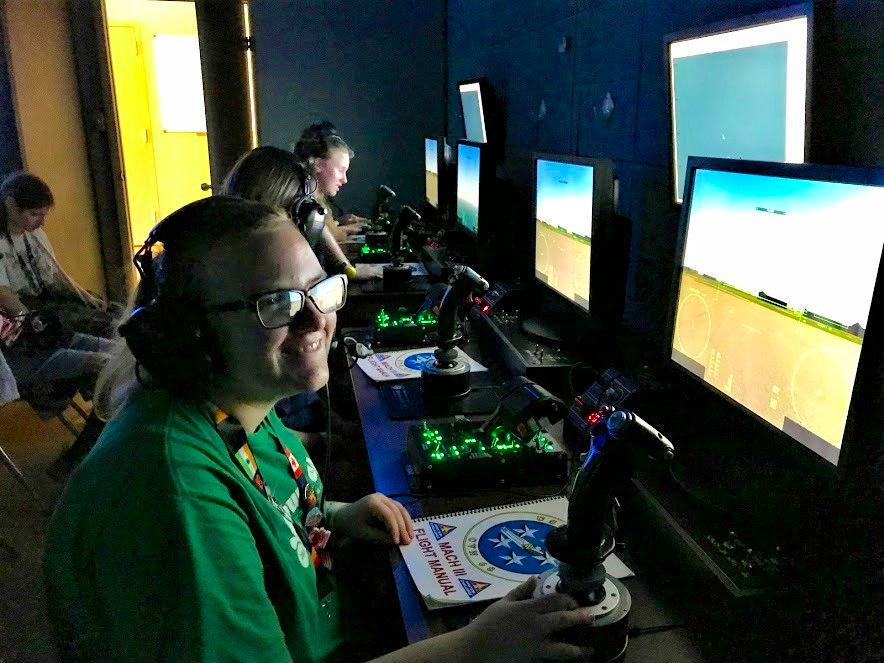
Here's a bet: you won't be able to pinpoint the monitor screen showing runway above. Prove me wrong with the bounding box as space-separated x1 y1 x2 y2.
456 143 481 235
672 168 884 464
425 138 439 208
533 159 594 310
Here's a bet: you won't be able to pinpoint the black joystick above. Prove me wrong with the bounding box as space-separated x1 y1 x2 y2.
383 205 421 288
370 185 396 228
421 264 489 400
536 408 674 662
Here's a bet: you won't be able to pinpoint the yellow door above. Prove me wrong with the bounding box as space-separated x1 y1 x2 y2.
108 25 160 250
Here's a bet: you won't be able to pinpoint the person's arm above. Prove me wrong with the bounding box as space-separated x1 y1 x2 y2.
327 493 414 546
326 217 362 242
50 262 105 308
0 285 27 316
370 576 596 663
31 230 105 308
337 213 369 226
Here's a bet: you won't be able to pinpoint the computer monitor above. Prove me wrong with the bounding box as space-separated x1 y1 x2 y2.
424 137 441 209
533 157 596 311
668 157 884 467
455 141 483 236
458 79 488 143
521 154 618 343
667 4 812 202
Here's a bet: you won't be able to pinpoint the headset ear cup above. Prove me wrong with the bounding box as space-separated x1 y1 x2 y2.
120 301 213 389
292 196 327 248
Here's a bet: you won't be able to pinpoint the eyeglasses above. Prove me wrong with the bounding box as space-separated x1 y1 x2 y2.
203 274 348 329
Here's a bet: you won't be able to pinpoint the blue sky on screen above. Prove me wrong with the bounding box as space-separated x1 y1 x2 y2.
536 160 594 239
457 144 481 208
683 169 884 327
425 138 438 175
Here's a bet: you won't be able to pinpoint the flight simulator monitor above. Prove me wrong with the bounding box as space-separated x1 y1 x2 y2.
669 157 884 466
425 137 441 209
668 5 811 202
458 79 488 143
521 154 618 343
533 157 596 311
455 141 483 236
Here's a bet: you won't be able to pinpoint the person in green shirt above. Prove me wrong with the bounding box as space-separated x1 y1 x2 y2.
44 196 595 662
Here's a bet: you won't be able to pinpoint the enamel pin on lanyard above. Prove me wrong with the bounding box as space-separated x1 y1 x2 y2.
213 407 333 570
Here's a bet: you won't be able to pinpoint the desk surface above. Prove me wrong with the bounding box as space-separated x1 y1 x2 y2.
348 333 708 661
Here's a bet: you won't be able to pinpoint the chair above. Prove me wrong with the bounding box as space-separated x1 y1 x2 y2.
0 347 52 512
1 348 90 512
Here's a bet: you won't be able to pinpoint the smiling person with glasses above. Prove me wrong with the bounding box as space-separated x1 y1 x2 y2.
43 196 594 662
219 145 364 450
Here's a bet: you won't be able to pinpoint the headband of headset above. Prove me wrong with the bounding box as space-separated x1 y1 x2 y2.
122 197 272 390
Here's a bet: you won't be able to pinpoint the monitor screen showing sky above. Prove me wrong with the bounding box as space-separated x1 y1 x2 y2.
456 143 481 234
459 82 487 143
425 138 439 208
671 168 884 464
533 159 594 310
669 16 808 202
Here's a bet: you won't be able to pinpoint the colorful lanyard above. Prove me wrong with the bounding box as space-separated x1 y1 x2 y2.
3 229 46 294
212 408 333 570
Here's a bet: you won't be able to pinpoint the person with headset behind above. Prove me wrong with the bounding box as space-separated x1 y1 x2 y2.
220 145 357 281
44 196 595 662
219 145 353 439
293 121 369 243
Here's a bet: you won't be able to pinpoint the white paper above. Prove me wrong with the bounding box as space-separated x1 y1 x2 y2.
399 496 634 610
357 346 487 382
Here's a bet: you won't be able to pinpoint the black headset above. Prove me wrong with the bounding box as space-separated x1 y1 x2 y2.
288 166 327 249
119 198 240 391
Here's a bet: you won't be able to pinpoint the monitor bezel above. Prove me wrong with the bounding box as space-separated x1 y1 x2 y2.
457 78 490 144
531 152 615 317
424 135 445 210
454 140 488 238
665 3 815 204
664 156 884 474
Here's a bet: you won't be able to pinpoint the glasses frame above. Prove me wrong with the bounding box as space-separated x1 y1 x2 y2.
203 274 348 329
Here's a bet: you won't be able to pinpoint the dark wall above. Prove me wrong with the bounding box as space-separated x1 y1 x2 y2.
250 0 446 216
447 0 883 349
0 16 22 176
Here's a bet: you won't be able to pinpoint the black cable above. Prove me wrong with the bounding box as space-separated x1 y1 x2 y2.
323 383 332 480
567 362 600 398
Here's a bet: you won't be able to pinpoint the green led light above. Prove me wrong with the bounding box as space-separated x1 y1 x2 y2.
418 422 553 463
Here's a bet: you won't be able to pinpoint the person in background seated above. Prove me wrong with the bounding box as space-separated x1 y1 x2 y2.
0 172 116 478
45 196 595 662
0 172 120 338
293 121 369 242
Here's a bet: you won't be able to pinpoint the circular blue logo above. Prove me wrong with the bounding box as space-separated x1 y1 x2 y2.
477 520 558 575
403 352 435 370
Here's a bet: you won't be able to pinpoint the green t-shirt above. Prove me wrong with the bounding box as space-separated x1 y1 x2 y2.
44 388 345 662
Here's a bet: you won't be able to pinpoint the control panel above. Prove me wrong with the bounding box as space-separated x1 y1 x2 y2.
404 418 568 492
358 244 416 264
564 368 638 452
370 307 437 348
